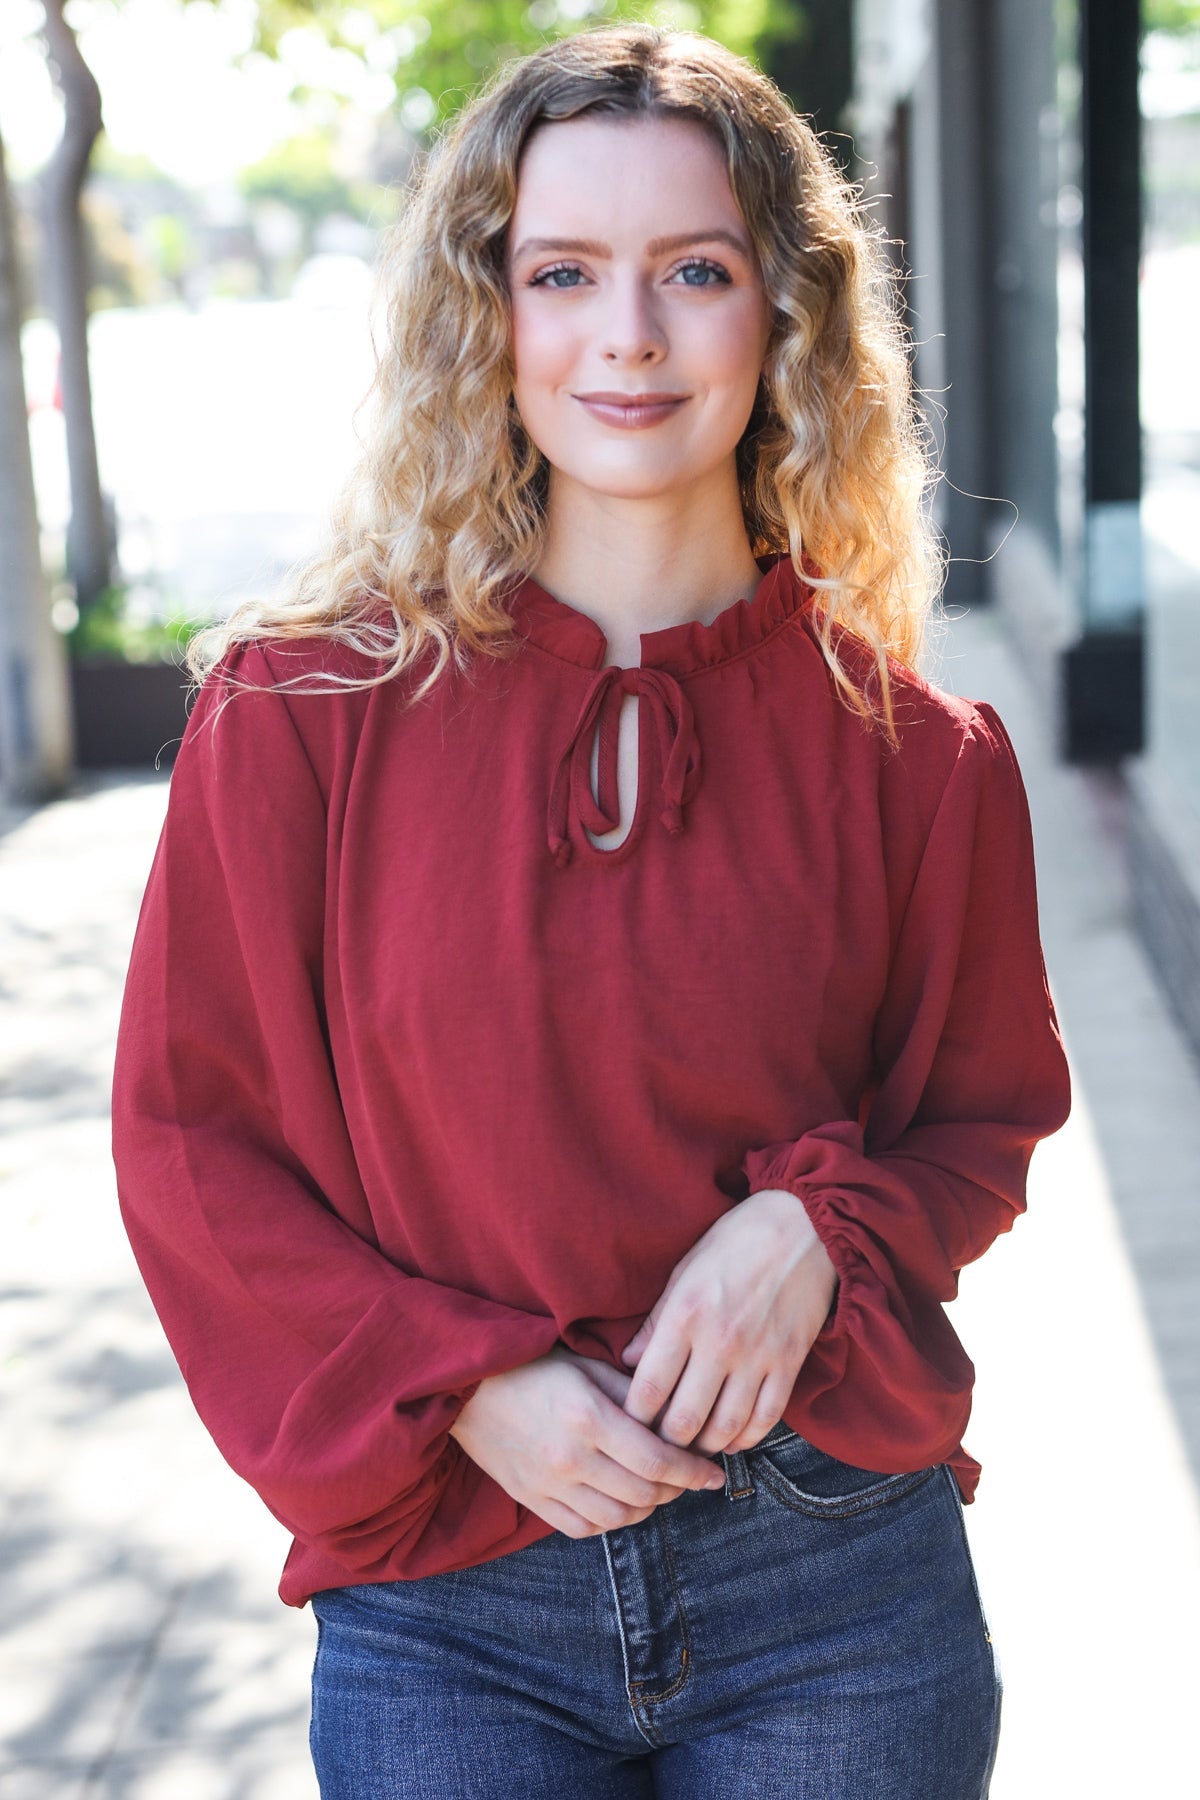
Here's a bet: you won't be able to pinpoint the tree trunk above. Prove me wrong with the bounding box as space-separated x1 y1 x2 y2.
0 122 74 802
38 0 111 608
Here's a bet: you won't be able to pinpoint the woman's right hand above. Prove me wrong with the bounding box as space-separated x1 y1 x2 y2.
448 1343 728 1537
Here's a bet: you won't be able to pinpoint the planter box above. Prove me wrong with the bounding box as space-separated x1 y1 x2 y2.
70 658 194 768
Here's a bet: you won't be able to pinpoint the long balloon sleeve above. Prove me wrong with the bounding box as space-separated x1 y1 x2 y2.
743 701 1072 1473
111 644 561 1589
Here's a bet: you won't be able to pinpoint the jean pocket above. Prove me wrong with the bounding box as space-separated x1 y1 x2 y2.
750 1430 939 1519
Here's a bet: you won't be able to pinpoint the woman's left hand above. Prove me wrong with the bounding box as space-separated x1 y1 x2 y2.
619 1188 839 1457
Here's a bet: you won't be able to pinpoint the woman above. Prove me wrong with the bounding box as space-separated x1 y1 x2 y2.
111 22 1072 1798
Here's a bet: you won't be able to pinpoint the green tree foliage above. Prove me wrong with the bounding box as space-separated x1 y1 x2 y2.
239 132 372 230
1143 0 1200 33
81 190 158 308
246 0 808 135
65 582 202 663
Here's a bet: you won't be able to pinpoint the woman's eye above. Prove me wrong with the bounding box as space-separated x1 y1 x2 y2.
529 264 587 289
669 258 733 288
527 257 733 291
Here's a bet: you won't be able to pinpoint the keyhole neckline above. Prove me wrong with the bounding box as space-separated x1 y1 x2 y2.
545 661 703 870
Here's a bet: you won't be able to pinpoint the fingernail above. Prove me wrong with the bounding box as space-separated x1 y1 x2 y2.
705 1470 726 1489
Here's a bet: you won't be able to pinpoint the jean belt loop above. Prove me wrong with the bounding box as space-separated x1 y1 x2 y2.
721 1447 754 1501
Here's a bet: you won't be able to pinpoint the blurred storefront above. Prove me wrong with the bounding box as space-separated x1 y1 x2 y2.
845 0 1200 1061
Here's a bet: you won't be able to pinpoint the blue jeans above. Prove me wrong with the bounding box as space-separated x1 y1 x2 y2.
309 1423 1001 1797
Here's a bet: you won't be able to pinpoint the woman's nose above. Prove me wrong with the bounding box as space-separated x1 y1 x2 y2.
600 274 668 363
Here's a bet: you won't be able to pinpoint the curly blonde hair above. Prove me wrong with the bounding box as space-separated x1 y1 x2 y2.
185 21 945 746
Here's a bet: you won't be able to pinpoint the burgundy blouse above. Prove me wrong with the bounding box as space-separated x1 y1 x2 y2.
111 551 1071 1607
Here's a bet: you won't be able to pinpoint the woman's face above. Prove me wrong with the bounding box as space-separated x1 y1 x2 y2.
505 112 774 506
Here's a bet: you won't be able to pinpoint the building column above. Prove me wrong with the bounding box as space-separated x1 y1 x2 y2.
1062 0 1145 759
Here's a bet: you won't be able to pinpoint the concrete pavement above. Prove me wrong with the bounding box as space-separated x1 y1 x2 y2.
0 772 318 1798
3 604 1199 1796
934 601 1200 1798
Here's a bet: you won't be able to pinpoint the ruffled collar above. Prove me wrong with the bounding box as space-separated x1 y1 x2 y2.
506 550 816 869
506 549 813 677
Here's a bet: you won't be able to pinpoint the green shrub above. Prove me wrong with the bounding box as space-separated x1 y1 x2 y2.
68 586 205 665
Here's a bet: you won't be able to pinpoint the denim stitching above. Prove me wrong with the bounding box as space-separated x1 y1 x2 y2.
599 1531 661 1750
754 1458 938 1519
724 1423 798 1498
938 1467 1003 1795
628 1508 693 1716
750 1426 799 1455
722 1447 754 1500
939 1465 1000 1658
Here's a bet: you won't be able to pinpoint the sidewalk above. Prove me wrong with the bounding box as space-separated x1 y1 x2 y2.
0 773 318 1798
2 606 1199 1796
934 603 1200 1797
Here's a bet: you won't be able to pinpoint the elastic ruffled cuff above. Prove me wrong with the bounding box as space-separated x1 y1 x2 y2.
741 1126 976 1468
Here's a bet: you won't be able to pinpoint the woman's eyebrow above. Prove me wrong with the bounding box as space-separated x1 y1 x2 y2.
510 228 752 260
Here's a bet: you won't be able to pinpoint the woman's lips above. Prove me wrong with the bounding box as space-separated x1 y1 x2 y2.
574 395 689 429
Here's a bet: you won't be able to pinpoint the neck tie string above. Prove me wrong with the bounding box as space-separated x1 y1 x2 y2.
546 665 703 869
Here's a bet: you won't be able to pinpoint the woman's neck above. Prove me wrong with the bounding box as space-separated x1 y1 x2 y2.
530 470 766 668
